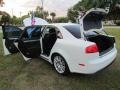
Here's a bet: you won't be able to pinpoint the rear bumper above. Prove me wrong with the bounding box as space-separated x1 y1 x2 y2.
70 47 117 74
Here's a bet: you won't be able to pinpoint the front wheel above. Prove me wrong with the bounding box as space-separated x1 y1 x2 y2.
53 55 69 75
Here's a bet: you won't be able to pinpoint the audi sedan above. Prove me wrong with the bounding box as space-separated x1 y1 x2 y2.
2 8 117 75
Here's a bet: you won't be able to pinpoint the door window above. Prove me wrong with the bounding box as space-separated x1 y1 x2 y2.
4 26 22 38
42 27 56 37
22 26 42 40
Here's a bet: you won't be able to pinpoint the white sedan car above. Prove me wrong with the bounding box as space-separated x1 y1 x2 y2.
2 8 117 75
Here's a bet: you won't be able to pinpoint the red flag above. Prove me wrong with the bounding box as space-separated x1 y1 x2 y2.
31 12 36 25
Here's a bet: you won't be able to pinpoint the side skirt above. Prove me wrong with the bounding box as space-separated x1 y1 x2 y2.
40 54 52 64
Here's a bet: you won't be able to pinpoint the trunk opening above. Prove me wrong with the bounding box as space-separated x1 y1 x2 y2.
86 34 115 56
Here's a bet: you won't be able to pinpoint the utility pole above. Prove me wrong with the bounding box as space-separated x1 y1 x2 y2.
20 11 22 26
41 0 45 19
11 8 13 25
11 8 13 17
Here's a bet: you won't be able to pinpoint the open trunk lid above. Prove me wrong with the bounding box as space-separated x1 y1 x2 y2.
80 8 107 32
80 8 115 55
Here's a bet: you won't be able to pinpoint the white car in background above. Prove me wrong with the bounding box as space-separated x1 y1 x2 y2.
2 8 117 75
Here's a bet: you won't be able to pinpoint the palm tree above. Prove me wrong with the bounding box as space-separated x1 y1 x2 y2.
50 12 56 23
0 0 4 7
44 11 49 19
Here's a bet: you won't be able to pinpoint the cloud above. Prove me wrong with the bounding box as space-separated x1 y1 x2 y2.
22 0 80 17
1 0 80 17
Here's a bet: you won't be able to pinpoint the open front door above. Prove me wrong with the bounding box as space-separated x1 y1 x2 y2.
2 26 23 55
15 26 42 61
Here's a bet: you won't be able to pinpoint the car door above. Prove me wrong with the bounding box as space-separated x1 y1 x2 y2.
2 25 23 55
41 26 57 56
16 26 42 61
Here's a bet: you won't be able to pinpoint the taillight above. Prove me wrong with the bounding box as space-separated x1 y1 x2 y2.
85 44 99 53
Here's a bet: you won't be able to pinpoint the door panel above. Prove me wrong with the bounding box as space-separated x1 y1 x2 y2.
2 26 22 55
17 26 42 59
5 38 18 53
18 39 41 58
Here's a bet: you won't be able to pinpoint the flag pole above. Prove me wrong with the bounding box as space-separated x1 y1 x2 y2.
41 0 45 19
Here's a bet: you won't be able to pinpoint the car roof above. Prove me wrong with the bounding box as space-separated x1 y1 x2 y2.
44 23 80 27
25 23 79 28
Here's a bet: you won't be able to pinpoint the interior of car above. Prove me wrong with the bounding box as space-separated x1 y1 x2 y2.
42 27 57 56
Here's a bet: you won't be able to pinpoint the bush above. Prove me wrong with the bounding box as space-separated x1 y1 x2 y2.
115 20 120 26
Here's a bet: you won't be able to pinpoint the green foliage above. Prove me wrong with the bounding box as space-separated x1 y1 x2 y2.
50 12 56 22
67 0 120 22
0 11 10 25
43 11 49 19
55 17 68 23
34 6 43 18
114 20 120 26
6 6 50 25
67 9 78 22
11 16 22 25
30 6 49 19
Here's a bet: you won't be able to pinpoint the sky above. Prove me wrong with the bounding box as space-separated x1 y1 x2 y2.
0 0 80 17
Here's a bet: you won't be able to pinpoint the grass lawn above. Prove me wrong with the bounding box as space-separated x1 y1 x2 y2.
0 28 120 90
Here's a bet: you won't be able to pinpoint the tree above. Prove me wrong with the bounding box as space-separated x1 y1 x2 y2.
0 11 10 25
29 6 49 20
50 12 56 23
10 16 22 25
67 0 120 22
34 6 43 18
55 17 68 23
67 8 80 22
43 11 49 19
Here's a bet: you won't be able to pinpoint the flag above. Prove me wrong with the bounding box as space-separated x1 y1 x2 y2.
31 11 36 25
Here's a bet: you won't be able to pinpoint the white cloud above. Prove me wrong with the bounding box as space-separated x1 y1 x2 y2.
1 0 80 17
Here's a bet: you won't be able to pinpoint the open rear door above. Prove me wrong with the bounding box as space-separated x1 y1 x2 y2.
14 26 42 61
2 26 23 55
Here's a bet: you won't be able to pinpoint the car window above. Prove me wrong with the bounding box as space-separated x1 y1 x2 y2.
4 26 22 38
42 27 56 37
63 25 81 39
22 26 42 40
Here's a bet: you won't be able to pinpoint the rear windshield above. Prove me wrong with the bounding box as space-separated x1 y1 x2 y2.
63 25 81 38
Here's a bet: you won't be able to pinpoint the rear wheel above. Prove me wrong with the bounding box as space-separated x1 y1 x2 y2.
53 55 69 75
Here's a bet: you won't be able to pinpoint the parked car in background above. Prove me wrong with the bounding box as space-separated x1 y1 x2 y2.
2 8 117 75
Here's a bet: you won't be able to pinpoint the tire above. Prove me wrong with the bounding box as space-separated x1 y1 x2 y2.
53 54 69 75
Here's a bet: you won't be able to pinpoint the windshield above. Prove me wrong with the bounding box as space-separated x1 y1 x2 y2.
63 25 81 39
